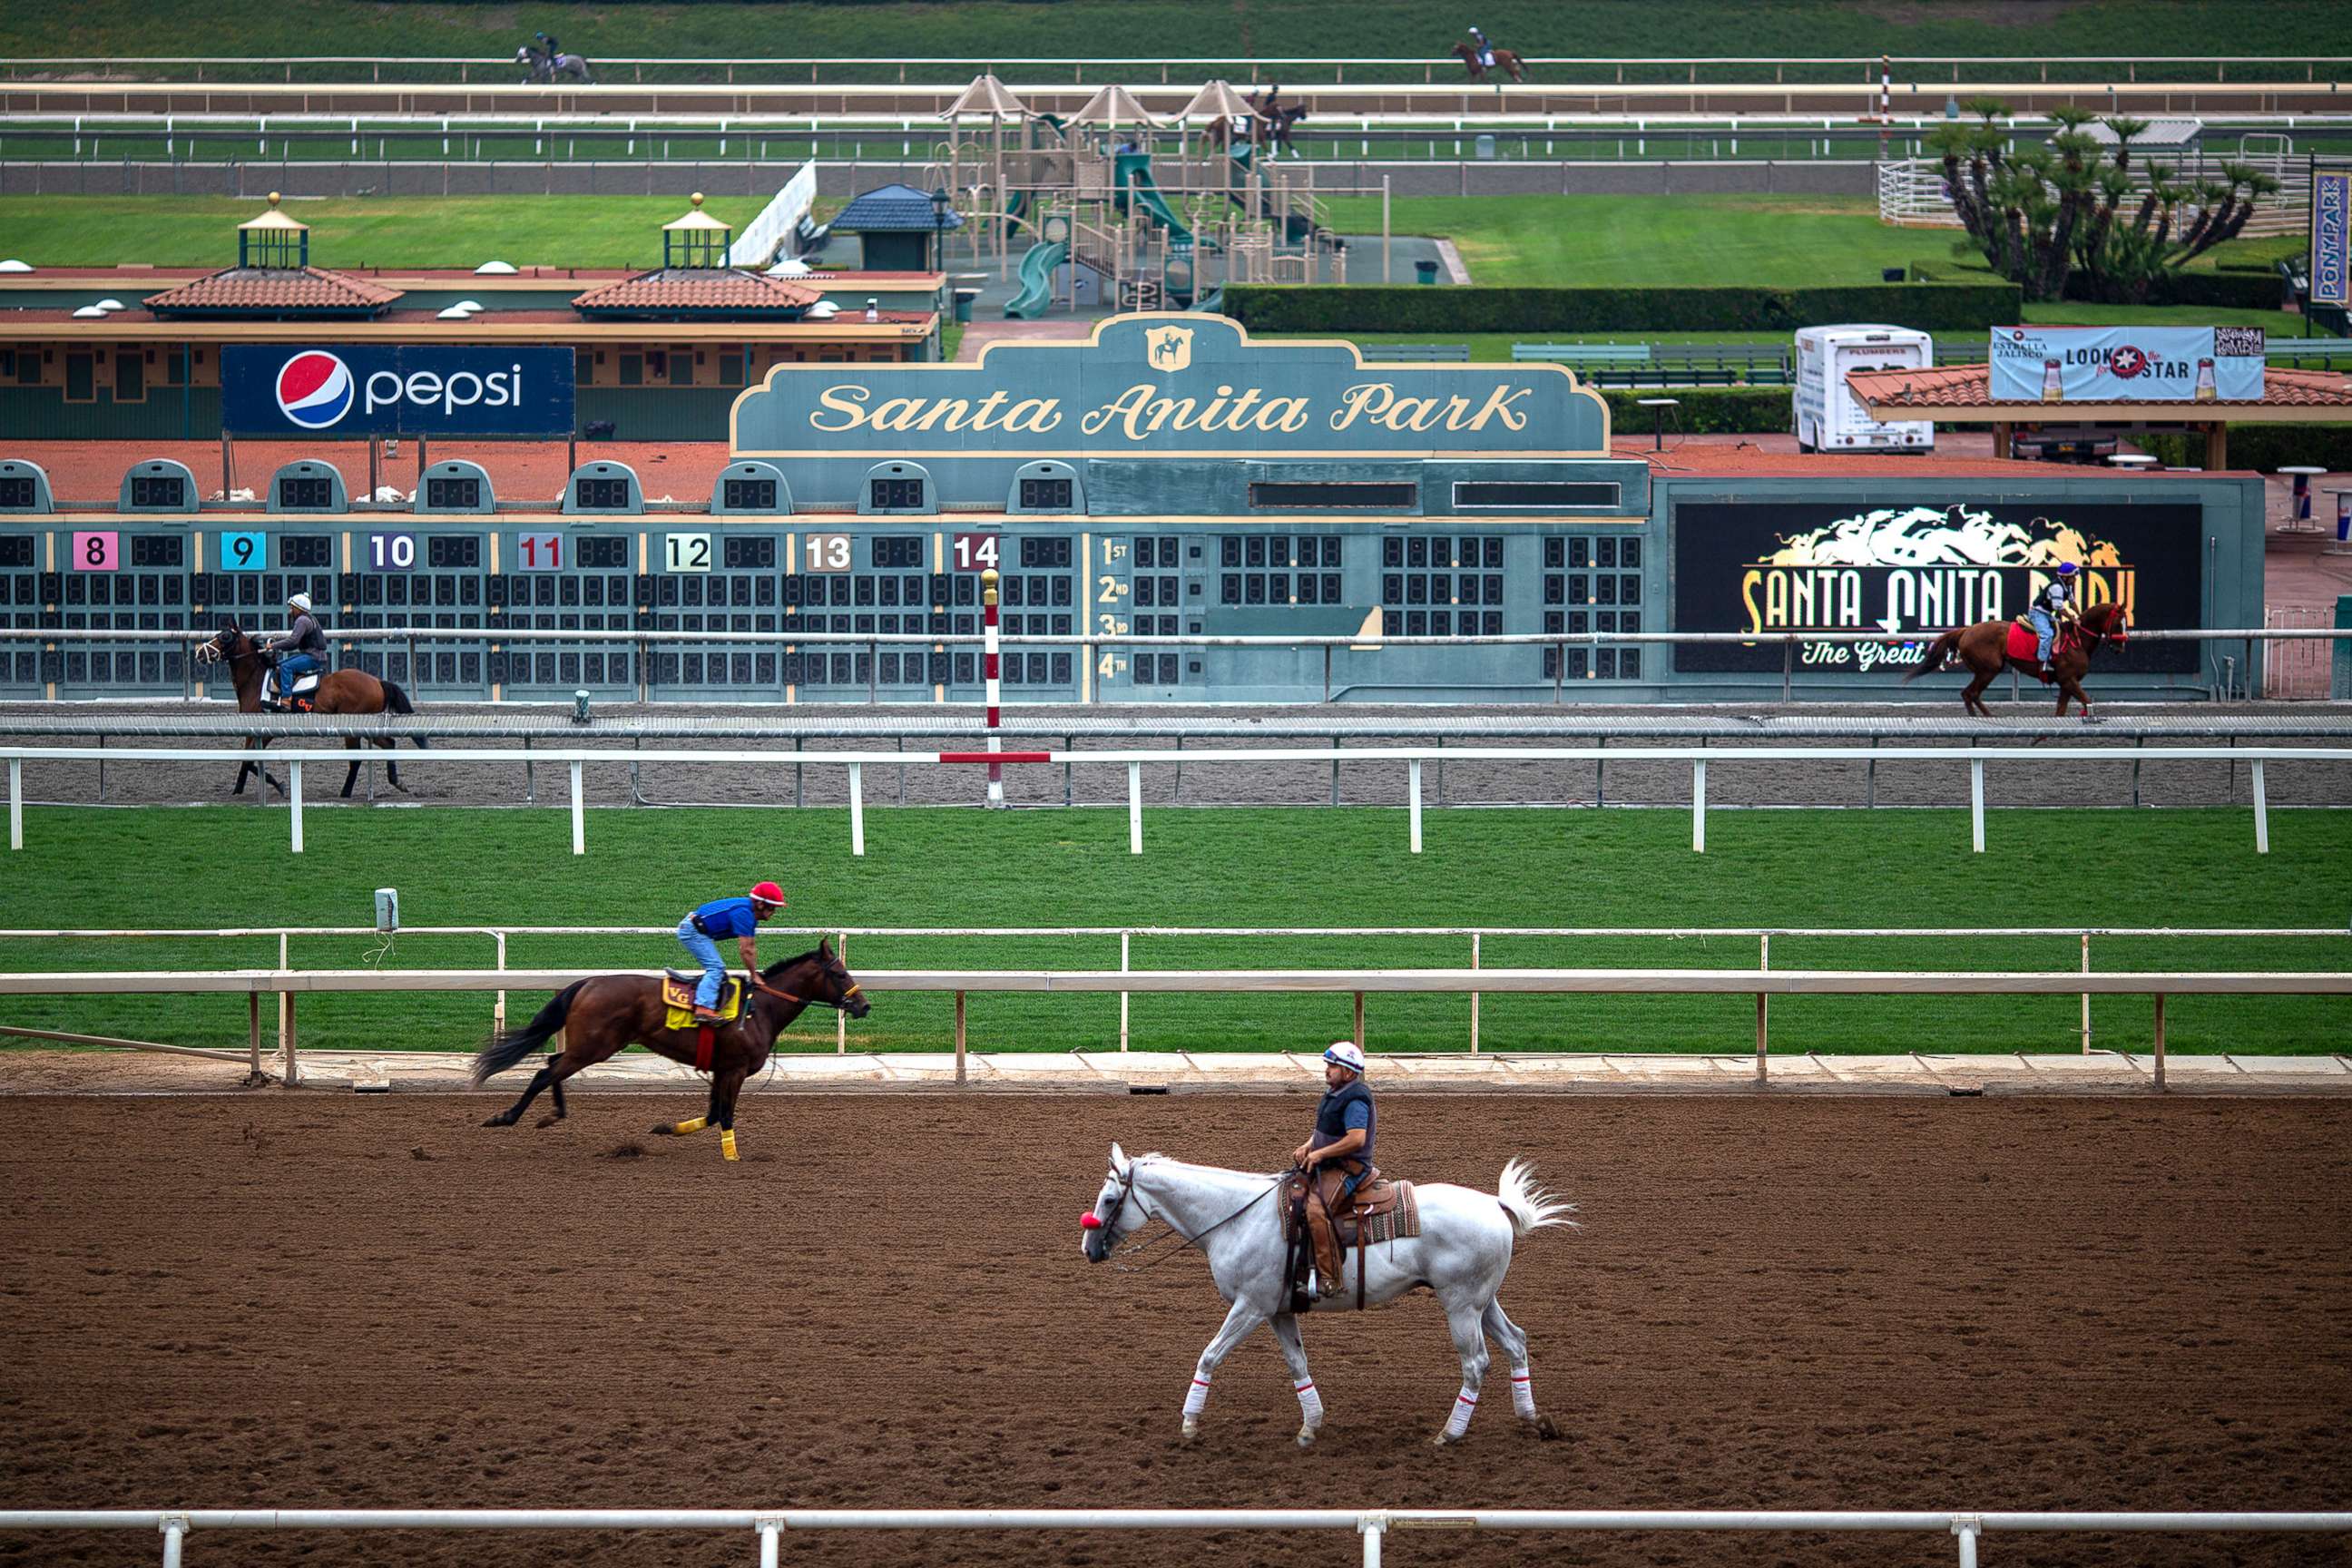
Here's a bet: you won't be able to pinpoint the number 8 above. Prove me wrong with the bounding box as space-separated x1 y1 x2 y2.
84 537 105 566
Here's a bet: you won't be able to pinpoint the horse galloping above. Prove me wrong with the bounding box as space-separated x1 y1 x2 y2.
1902 600 2131 719
1082 1145 1574 1447
1451 43 1531 83
515 44 594 84
193 621 427 798
473 943 870 1160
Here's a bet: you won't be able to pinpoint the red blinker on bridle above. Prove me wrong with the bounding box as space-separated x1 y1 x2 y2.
1079 1211 1103 1230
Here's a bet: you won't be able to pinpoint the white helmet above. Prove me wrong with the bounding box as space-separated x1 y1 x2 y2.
288 593 313 613
1323 1041 1366 1075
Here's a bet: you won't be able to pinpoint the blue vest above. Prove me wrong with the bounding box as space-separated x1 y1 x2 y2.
1310 1078 1375 1168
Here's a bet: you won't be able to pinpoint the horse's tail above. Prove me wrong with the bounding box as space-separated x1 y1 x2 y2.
471 980 588 1084
1902 630 1960 683
1495 1158 1577 1236
379 678 427 746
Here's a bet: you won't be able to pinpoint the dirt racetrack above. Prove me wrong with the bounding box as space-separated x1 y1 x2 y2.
3 1093 2348 1568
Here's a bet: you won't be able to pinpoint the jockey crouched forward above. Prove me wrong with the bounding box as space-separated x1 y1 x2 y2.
677 882 787 1021
1289 1041 1374 1298
2027 560 2082 676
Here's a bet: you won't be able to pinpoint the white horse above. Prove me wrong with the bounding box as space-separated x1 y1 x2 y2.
514 45 594 84
1081 1143 1574 1447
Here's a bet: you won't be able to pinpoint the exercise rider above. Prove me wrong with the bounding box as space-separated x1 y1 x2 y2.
1289 1041 1374 1298
677 882 787 1022
265 592 327 707
2027 560 2082 676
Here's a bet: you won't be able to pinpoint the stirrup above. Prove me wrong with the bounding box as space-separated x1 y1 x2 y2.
691 1005 722 1022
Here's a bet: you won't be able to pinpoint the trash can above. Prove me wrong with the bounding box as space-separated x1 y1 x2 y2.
1881 267 1906 282
1474 133 1496 160
1415 260 1441 286
953 288 981 324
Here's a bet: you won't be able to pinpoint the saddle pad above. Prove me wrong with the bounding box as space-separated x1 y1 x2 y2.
2007 620 2076 662
1280 1181 1420 1247
662 975 742 1031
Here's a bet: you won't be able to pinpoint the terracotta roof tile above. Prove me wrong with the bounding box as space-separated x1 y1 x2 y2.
1848 363 2352 411
142 267 404 315
573 269 823 315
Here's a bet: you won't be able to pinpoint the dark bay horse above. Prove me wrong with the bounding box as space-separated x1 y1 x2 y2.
472 944 872 1161
1903 601 2131 719
1452 42 1530 83
194 622 425 798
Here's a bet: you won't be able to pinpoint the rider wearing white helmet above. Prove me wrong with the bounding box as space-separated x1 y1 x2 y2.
1467 25 1495 69
266 591 327 700
1289 1041 1375 1298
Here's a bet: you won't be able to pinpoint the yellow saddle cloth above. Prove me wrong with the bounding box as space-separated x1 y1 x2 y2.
662 973 744 1032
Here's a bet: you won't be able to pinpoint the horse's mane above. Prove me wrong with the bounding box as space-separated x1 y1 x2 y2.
761 946 833 978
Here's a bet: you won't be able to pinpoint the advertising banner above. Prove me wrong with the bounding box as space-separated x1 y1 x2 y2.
1987 325 2263 403
223 346 576 437
2315 170 2350 308
1671 501 2202 674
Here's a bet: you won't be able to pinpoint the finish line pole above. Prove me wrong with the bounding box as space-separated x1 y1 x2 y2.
981 568 1004 809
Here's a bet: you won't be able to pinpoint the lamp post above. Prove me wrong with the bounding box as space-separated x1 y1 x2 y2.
930 185 953 358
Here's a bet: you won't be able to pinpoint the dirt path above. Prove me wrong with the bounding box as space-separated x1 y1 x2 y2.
3 1094 2348 1566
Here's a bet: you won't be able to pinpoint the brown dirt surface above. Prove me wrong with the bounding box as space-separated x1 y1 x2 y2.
2 1093 2348 1567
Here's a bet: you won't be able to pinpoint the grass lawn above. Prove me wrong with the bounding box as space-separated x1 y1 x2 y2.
5 1 2345 75
4 806 2345 1060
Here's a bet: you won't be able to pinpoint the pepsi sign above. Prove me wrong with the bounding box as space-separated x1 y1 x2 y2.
224 346 575 437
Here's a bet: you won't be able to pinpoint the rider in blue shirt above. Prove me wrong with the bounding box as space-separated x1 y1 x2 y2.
2027 561 2081 675
1290 1042 1375 1298
677 881 787 1021
1468 26 1496 69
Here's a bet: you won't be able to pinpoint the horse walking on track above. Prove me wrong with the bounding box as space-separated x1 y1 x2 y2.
473 944 870 1161
1081 1144 1574 1447
1451 42 1531 83
1902 601 2130 720
194 622 426 798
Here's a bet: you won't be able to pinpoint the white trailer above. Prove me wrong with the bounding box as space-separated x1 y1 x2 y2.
1794 325 1936 453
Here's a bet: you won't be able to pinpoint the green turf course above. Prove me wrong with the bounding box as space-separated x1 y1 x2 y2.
7 1 2347 77
4 806 2345 1060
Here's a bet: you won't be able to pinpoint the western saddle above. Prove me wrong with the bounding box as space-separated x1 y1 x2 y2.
1281 1165 1416 1313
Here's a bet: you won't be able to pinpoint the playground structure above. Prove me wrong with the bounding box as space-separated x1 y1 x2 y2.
924 75 1347 317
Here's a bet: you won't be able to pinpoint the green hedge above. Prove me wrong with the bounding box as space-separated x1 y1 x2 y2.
1225 282 2023 336
2144 424 2352 472
1600 387 1790 436
2063 271 2288 310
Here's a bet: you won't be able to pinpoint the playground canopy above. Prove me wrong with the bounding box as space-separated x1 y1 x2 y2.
1069 83 1161 130
941 73 1029 122
1174 79 1256 123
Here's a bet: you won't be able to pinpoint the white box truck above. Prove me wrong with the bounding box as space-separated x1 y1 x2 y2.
1794 325 1935 454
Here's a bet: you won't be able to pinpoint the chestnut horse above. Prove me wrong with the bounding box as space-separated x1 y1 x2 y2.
194 621 426 798
1902 601 2130 720
1452 42 1530 83
472 943 872 1161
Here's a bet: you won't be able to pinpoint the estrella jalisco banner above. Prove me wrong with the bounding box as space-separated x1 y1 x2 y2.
2314 171 2350 308
1988 325 2264 403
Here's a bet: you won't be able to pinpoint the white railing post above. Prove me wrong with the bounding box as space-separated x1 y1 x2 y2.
1360 1515 1387 1568
2251 760 2269 853
569 760 585 855
1120 930 1131 1053
1952 1517 1981 1568
159 1515 187 1568
848 763 866 856
1691 758 1707 853
2079 932 2091 1054
7 757 19 849
1128 762 1142 855
494 930 508 1037
837 933 848 1053
288 760 304 853
954 989 967 1085
2152 992 2167 1093
1756 932 1769 1081
757 1520 781 1568
1469 933 1481 1054
1407 759 1423 854
1969 758 1985 853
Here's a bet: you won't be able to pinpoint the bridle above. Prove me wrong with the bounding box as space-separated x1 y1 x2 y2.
1091 1161 1282 1273
746 965 865 1014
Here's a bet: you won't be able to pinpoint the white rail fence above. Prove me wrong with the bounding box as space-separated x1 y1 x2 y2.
5 1507 2352 1568
2 923 2342 1078
3 961 2347 1091
6 743 2342 859
1878 149 2310 235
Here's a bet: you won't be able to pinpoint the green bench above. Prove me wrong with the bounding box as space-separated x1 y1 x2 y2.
1510 343 1652 367
1358 343 1471 362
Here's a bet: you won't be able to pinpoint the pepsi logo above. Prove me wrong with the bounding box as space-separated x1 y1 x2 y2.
276 350 354 428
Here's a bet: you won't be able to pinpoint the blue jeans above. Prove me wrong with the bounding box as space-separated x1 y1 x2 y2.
676 916 727 1008
2028 608 2056 662
275 652 320 691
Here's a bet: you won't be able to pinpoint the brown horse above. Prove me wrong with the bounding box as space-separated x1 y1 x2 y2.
472 944 872 1161
193 621 426 798
1902 601 2131 720
1452 42 1530 83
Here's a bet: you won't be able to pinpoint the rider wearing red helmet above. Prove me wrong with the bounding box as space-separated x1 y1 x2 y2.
678 881 788 1022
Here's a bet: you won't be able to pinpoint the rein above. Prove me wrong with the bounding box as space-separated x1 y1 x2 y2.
1106 1171 1283 1273
748 973 863 1012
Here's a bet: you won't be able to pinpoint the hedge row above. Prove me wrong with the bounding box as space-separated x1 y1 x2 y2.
1598 387 1792 436
2144 424 2352 473
1225 282 2024 336
2063 270 2288 310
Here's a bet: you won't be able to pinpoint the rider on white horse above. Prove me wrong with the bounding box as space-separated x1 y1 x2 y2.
1289 1041 1374 1298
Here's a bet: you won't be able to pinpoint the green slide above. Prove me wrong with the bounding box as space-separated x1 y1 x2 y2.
1115 152 1194 247
1003 238 1067 318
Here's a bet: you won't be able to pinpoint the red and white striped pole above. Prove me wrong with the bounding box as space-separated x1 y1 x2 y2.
980 567 1004 809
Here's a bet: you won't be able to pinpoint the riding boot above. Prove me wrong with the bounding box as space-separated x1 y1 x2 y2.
692 1005 723 1023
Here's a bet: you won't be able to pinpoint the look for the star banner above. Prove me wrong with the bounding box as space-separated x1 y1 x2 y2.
1988 325 2265 403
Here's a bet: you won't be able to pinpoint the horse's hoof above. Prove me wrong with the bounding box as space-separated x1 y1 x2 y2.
650 1122 675 1136
1524 1416 1562 1441
534 1113 562 1130
1296 1426 1318 1449
1180 1420 1200 1444
1430 1432 1460 1448
481 1113 512 1128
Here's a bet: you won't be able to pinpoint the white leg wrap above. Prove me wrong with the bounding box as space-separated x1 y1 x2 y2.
1294 1379 1324 1425
1510 1369 1537 1420
1443 1387 1478 1439
1182 1375 1212 1419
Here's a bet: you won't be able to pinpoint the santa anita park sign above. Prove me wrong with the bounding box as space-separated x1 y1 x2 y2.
730 314 1612 459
